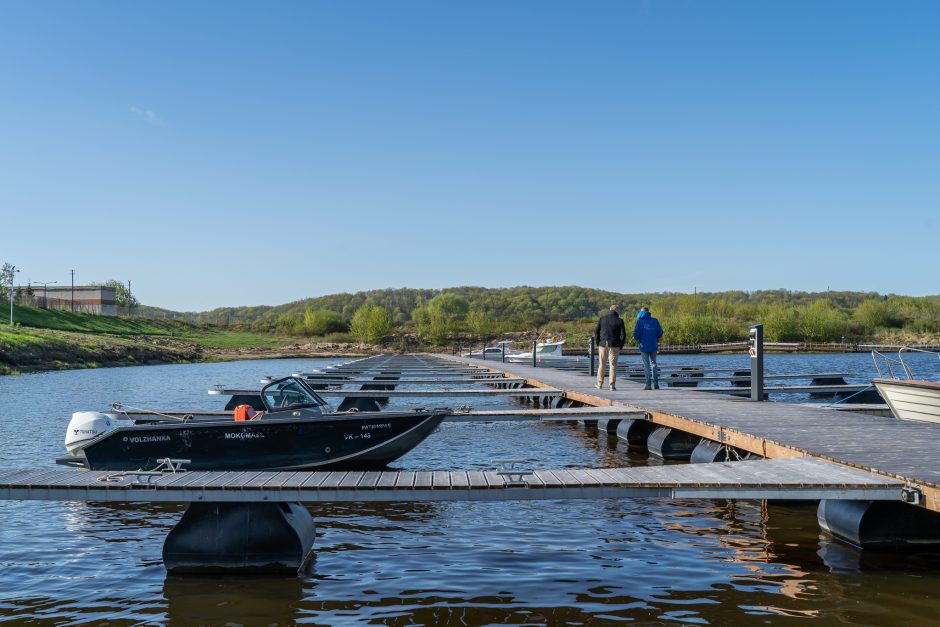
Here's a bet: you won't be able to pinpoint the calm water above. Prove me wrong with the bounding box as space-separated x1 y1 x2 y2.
2 354 940 626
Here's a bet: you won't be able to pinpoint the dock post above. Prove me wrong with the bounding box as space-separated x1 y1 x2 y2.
502 342 506 363
589 336 595 377
481 343 486 360
532 341 537 367
748 324 765 401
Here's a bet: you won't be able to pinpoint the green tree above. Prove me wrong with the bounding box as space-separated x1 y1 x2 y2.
413 293 470 344
302 308 346 336
466 309 495 339
0 262 15 301
799 300 850 342
427 293 469 318
104 279 139 308
276 312 303 335
350 303 394 344
762 305 801 342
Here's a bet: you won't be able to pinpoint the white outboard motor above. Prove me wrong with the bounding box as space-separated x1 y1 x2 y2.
64 411 116 455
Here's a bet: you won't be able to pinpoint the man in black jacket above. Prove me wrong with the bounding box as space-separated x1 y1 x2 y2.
594 305 626 390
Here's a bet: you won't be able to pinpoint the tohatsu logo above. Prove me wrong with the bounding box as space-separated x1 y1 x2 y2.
74 421 111 435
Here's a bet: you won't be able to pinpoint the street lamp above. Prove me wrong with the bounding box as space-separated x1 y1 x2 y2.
8 265 20 325
33 280 57 308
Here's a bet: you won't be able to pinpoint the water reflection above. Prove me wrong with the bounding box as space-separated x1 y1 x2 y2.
164 575 304 626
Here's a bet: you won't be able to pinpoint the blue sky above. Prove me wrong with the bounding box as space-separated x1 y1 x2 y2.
1 1 937 311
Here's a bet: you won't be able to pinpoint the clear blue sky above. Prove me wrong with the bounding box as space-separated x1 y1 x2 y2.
1 1 937 311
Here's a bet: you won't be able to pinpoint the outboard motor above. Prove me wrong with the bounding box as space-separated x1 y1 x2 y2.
64 411 116 454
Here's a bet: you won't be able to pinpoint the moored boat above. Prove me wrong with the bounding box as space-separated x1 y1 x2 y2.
505 339 570 363
59 376 447 471
871 348 940 424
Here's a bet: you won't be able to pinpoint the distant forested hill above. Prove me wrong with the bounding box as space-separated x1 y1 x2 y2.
129 286 940 345
182 286 929 328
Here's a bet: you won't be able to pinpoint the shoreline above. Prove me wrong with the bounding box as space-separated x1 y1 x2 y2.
0 343 380 377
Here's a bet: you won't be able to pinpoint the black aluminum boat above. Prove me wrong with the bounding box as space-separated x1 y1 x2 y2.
60 376 446 471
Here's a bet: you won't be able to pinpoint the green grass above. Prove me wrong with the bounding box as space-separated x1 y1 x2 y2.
3 306 290 357
11 306 183 335
176 330 286 350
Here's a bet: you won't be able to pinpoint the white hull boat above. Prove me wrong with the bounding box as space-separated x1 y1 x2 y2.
871 348 940 424
871 379 940 424
505 340 582 364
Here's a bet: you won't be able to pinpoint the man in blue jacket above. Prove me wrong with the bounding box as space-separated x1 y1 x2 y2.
633 307 664 390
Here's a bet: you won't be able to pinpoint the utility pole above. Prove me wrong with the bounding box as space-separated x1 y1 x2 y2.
9 265 19 325
71 269 75 312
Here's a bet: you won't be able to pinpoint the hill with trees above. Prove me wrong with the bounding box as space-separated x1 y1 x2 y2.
176 286 940 347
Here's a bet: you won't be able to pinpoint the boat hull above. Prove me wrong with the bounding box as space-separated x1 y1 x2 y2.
76 411 445 471
872 379 940 424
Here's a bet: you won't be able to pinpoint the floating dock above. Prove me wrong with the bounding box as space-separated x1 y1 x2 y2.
0 458 903 503
441 353 940 512
2 353 936 573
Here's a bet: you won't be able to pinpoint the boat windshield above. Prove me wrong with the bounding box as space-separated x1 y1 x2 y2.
261 377 324 411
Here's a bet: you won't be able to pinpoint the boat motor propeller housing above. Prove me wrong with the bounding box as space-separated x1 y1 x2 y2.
65 411 115 454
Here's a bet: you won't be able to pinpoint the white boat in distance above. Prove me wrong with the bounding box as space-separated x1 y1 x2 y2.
871 347 940 424
463 341 513 358
505 339 581 364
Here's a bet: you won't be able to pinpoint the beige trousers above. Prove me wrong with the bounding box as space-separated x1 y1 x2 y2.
597 345 620 387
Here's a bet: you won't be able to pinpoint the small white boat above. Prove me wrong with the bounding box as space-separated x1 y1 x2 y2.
505 339 571 363
871 348 940 424
463 341 513 358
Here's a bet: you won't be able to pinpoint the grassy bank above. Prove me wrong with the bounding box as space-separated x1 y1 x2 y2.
0 306 366 375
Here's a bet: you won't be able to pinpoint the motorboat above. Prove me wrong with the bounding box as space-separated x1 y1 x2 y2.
463 341 513 359
505 339 570 363
59 376 447 471
871 348 940 424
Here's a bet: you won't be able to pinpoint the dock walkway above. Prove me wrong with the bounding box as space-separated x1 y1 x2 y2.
0 458 902 503
442 354 940 511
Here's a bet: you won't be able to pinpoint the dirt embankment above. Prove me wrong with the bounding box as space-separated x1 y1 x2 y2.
202 342 379 361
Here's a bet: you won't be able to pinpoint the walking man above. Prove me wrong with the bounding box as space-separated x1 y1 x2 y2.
594 305 626 390
633 306 664 390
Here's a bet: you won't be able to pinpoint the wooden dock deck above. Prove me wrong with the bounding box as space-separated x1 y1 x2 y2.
0 458 903 504
442 354 940 512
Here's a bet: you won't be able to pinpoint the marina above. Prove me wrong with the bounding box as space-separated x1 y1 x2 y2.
3 353 939 575
3 354 940 623
5 2 939 622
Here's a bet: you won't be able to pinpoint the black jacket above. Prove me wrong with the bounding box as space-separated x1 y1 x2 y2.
594 311 626 349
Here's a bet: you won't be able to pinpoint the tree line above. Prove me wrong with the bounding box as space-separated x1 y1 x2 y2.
187 287 940 346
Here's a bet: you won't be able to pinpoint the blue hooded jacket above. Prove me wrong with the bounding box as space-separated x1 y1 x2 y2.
632 309 663 353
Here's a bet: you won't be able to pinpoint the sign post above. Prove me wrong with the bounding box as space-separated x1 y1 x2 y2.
589 335 595 378
748 324 764 401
